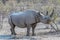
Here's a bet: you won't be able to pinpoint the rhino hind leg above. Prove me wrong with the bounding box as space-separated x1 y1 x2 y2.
32 23 36 36
9 16 16 35
26 25 31 36
10 24 16 35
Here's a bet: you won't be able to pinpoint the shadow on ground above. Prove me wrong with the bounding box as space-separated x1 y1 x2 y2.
37 30 60 37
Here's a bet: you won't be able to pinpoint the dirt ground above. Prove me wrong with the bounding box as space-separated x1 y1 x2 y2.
0 18 60 40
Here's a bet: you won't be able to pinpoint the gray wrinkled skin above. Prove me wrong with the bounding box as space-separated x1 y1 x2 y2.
8 10 54 36
8 10 40 36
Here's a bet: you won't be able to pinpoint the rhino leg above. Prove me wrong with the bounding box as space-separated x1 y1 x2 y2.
32 23 36 36
10 25 16 35
26 25 31 36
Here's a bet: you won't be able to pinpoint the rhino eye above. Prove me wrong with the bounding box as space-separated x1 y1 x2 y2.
45 17 47 19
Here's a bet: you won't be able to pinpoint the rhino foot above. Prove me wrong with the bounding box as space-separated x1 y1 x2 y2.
26 34 30 36
32 34 36 36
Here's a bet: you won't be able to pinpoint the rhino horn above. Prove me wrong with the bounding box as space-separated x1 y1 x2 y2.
50 9 54 17
46 11 48 15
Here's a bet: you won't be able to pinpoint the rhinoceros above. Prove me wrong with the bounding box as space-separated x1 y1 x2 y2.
8 9 55 36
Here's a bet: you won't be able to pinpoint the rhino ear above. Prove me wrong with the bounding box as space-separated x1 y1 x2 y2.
50 9 54 17
40 12 45 16
46 11 48 16
37 11 42 16
37 11 44 16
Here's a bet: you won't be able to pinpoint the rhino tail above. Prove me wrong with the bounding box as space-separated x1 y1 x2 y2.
8 16 14 26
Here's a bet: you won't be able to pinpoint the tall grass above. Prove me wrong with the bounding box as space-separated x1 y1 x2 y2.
0 0 60 17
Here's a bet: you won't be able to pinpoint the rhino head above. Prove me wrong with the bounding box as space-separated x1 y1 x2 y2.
39 9 54 24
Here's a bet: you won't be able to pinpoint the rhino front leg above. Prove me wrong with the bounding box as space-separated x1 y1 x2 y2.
32 23 36 36
26 25 31 36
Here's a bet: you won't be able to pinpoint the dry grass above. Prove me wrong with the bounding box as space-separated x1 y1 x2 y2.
0 0 60 39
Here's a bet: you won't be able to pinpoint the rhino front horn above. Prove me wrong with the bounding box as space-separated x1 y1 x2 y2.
50 9 54 17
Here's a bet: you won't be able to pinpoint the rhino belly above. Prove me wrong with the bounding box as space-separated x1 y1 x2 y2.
12 16 26 28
